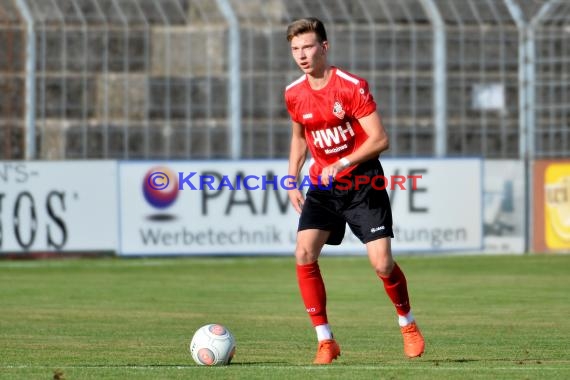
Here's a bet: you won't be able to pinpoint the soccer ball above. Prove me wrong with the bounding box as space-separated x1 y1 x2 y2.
189 324 236 366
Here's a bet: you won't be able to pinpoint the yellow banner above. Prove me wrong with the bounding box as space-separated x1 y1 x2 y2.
545 163 570 250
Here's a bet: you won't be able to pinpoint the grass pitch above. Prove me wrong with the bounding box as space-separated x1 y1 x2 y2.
0 254 569 379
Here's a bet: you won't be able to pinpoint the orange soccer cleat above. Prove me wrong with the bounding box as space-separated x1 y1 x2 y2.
313 339 341 364
400 321 425 358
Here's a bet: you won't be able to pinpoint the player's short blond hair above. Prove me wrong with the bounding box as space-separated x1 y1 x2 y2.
286 17 328 43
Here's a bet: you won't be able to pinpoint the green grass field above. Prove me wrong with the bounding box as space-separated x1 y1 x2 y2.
1 254 569 379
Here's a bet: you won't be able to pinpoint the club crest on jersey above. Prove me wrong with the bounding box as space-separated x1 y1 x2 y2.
332 101 345 119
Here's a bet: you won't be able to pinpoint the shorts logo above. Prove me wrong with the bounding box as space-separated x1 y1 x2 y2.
332 101 345 119
370 226 385 233
303 113 313 119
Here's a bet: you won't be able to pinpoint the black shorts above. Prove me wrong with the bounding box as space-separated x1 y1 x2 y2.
298 159 394 245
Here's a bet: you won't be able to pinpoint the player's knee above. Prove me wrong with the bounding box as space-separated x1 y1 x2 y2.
373 260 394 277
295 246 318 265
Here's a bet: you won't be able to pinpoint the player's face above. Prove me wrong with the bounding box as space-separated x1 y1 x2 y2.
290 32 328 75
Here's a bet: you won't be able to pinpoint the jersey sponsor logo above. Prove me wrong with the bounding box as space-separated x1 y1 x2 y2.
324 144 348 155
332 101 345 119
310 122 355 149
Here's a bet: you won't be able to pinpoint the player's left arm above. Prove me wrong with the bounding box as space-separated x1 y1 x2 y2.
320 111 388 185
344 111 389 165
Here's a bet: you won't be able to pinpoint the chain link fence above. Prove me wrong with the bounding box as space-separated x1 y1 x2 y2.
533 0 570 158
0 0 567 160
0 0 24 159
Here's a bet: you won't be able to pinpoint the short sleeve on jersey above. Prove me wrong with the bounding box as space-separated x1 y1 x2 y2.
284 91 301 124
351 79 376 119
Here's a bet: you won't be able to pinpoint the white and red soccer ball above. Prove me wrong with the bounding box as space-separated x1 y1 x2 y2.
189 324 236 366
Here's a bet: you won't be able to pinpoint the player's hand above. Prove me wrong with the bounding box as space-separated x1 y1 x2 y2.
320 162 344 187
288 188 305 214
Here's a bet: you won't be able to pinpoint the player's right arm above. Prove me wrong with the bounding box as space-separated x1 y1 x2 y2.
287 120 307 214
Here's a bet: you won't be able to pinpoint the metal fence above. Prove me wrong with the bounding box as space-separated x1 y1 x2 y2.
0 0 568 160
531 0 570 158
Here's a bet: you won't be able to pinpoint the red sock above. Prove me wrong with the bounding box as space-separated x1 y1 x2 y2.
296 261 328 326
378 262 411 316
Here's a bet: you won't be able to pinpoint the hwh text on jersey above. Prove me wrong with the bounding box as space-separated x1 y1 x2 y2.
311 122 355 149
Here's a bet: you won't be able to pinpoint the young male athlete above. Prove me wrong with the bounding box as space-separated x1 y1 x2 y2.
284 17 425 364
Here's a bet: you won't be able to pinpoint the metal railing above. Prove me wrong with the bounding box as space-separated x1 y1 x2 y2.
0 0 567 160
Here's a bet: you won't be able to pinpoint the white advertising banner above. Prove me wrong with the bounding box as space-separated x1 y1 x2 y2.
483 160 525 254
119 159 482 256
348 158 483 253
0 161 118 253
119 160 298 256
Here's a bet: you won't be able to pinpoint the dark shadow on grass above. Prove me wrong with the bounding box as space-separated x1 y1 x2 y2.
68 362 290 368
68 364 194 368
425 358 549 365
228 362 292 366
425 359 479 364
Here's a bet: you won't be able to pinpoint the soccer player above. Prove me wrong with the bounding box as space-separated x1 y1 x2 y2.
284 17 425 364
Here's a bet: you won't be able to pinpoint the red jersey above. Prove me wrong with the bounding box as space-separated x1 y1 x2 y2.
285 67 377 184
